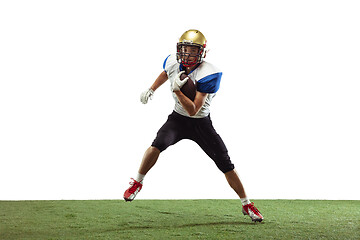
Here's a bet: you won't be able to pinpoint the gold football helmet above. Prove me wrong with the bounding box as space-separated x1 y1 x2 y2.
176 29 207 67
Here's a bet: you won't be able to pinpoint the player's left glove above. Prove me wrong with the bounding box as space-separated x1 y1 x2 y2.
172 71 188 92
140 88 154 104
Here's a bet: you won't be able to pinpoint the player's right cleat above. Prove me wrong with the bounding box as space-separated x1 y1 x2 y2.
123 178 143 202
242 202 264 222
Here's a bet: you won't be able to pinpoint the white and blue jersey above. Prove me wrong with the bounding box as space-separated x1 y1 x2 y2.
163 54 222 118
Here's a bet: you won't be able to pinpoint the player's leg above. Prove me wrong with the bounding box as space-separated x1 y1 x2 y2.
224 169 263 221
192 116 264 222
224 169 246 199
138 146 161 175
123 146 160 202
124 112 184 202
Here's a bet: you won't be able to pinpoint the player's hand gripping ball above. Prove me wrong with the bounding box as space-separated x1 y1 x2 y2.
180 73 197 101
172 71 197 101
172 71 187 92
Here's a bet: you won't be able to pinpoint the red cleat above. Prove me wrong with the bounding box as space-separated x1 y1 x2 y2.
123 178 143 202
242 202 264 222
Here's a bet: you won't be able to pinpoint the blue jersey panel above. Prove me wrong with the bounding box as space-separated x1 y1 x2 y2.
197 72 222 93
163 55 171 72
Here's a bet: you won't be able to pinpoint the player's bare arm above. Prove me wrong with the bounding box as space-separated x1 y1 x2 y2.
140 71 168 104
174 90 207 116
150 71 168 91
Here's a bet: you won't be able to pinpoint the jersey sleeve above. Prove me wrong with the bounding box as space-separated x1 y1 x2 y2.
163 54 179 74
197 72 222 94
163 55 171 72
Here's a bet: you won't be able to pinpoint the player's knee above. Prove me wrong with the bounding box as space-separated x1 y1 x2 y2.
151 141 167 153
217 163 235 174
149 146 161 154
151 132 178 152
213 154 234 173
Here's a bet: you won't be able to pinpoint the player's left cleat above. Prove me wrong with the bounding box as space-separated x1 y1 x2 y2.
242 202 264 222
123 178 143 202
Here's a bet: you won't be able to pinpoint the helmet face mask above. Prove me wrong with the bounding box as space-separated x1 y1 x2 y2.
176 43 204 67
176 29 207 68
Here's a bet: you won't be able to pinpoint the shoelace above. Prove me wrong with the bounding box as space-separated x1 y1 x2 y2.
128 178 142 193
249 203 261 214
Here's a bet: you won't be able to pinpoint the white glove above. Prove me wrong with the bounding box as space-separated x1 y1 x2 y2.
172 71 188 92
140 88 154 104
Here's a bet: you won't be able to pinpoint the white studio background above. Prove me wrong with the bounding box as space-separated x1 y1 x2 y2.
0 0 359 200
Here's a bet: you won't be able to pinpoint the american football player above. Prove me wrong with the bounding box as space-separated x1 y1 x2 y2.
124 29 263 222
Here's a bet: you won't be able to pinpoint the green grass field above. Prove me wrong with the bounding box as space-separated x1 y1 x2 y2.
0 200 359 239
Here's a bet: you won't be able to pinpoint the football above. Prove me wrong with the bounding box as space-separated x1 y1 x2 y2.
180 73 197 101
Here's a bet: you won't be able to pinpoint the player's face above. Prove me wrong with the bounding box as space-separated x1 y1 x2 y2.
180 45 200 63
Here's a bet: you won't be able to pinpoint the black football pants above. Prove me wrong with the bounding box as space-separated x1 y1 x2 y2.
151 111 235 173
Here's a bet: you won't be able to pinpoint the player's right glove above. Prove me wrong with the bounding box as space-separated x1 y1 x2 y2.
140 88 154 104
172 71 188 92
